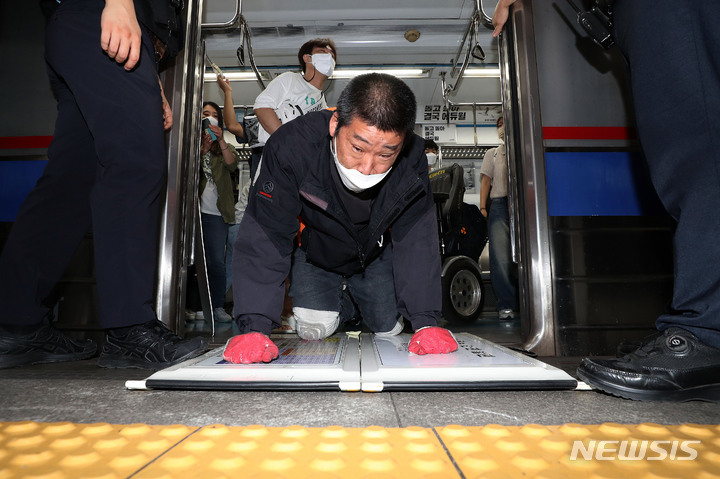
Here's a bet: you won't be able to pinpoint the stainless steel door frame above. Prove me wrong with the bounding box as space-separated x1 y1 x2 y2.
501 0 557 356
155 0 207 333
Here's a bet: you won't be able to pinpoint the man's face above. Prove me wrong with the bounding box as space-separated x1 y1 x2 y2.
329 113 404 175
304 46 335 64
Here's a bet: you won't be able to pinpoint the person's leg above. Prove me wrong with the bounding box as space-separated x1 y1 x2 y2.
39 1 167 329
288 248 344 340
346 247 403 335
0 66 96 327
619 3 720 347
487 198 517 313
226 223 239 295
577 0 720 401
201 213 229 309
39 1 206 369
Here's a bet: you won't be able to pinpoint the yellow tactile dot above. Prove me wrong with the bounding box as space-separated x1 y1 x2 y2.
360 456 397 472
458 452 500 472
49 436 87 450
80 423 115 437
93 437 129 450
361 440 393 453
240 424 270 437
438 424 472 438
281 425 310 438
405 439 439 454
511 452 550 470
226 438 259 452
9 451 54 466
260 456 296 471
559 423 594 437
520 424 553 438
637 423 671 437
271 439 303 453
208 454 247 471
3 422 40 434
58 451 101 468
598 423 632 437
480 424 512 438
316 440 347 453
538 434 573 453
362 425 391 439
680 423 717 439
135 438 171 452
402 426 431 439
7 434 46 449
309 455 346 471
321 425 349 438
409 454 447 472
495 438 528 452
41 422 77 436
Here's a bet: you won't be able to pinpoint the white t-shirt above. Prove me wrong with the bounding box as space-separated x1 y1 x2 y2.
479 144 508 199
253 71 327 145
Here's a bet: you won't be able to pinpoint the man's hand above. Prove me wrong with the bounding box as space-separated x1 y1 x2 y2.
492 0 518 38
159 78 173 130
223 333 279 364
101 0 142 70
408 327 458 355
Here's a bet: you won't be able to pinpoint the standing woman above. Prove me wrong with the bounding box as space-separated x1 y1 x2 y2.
198 101 240 323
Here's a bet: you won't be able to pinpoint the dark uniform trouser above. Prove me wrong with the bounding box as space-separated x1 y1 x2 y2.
0 0 166 328
614 0 720 348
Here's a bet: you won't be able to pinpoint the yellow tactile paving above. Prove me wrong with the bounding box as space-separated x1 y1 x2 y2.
437 423 720 479
1 422 720 479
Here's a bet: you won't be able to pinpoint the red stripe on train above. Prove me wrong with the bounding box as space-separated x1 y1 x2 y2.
0 136 53 149
542 127 636 140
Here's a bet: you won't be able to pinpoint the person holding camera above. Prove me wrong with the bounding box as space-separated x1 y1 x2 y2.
195 101 240 323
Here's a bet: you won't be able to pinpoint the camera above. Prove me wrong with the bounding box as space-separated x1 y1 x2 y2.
201 118 217 141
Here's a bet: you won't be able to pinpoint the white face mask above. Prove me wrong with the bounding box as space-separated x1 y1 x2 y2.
497 125 505 142
202 115 218 126
312 53 336 77
426 152 437 166
331 137 392 193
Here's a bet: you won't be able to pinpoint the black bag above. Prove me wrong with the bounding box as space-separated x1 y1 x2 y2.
242 109 261 147
445 203 487 261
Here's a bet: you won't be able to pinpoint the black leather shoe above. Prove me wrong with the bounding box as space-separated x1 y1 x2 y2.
97 320 208 370
0 324 97 369
577 327 720 402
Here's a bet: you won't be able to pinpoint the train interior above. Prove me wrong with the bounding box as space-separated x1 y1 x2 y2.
1 0 718 477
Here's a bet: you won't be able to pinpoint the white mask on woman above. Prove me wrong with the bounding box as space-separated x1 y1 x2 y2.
497 125 505 142
331 137 391 192
426 152 438 166
312 53 336 77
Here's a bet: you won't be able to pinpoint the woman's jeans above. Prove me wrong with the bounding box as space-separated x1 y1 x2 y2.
201 213 229 309
488 197 517 311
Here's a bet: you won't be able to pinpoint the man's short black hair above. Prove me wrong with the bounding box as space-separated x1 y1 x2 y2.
298 38 337 74
425 139 439 152
335 73 417 140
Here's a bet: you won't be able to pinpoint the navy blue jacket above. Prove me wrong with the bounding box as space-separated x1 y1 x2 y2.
232 109 442 335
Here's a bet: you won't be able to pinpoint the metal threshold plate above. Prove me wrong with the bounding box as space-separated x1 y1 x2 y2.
130 333 577 392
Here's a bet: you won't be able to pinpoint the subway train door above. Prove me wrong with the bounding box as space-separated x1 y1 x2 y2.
501 0 674 356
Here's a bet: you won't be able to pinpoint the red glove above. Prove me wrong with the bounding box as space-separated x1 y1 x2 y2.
408 327 458 355
223 333 279 364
